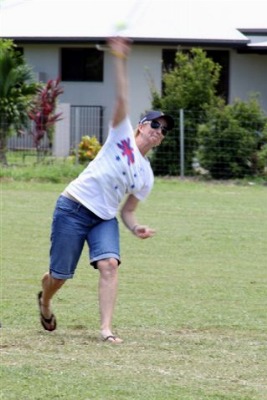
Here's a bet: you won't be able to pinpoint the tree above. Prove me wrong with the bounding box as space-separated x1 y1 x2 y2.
150 48 221 175
28 78 64 157
0 39 40 165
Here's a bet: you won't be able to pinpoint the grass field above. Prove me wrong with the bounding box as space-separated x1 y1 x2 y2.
1 178 267 400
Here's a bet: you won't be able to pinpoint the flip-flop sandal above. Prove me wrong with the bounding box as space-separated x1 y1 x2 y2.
102 335 123 344
37 291 57 332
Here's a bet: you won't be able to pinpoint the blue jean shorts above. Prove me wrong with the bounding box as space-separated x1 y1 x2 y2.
49 195 120 279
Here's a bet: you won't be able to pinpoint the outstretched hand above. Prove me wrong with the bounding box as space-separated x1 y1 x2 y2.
133 225 156 239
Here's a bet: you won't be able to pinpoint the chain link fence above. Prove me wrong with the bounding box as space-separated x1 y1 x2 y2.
4 107 267 179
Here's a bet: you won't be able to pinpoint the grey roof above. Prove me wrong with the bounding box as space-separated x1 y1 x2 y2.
1 0 267 47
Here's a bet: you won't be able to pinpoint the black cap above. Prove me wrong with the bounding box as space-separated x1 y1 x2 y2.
139 110 174 131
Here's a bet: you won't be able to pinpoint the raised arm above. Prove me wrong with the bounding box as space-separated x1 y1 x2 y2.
107 37 132 128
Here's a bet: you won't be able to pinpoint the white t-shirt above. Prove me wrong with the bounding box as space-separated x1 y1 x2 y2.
65 116 154 219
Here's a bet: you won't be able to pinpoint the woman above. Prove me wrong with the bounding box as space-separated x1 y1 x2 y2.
37 36 174 343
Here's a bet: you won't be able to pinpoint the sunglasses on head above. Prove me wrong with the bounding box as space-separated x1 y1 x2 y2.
145 120 168 135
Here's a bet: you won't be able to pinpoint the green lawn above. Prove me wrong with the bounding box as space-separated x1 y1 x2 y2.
1 179 267 400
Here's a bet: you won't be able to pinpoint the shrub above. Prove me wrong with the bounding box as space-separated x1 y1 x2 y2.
28 78 64 151
77 135 102 164
196 97 267 179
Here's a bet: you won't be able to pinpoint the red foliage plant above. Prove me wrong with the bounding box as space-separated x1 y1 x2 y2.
28 78 64 149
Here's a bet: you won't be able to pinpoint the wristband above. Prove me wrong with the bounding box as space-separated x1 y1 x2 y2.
110 50 127 60
131 224 138 233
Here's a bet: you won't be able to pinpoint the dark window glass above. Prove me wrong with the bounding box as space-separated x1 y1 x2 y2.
206 50 229 102
61 48 104 82
16 47 24 55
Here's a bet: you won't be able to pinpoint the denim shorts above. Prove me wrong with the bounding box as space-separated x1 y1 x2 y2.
49 195 120 279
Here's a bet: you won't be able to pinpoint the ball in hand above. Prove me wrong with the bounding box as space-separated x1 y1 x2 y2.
115 21 128 32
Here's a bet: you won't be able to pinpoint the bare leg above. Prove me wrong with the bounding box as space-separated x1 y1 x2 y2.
97 258 123 343
40 272 66 319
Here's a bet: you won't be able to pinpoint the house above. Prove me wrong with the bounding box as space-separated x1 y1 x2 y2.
1 0 267 153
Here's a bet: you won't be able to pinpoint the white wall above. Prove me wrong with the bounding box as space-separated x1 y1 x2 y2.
128 45 164 125
230 50 267 111
26 45 59 80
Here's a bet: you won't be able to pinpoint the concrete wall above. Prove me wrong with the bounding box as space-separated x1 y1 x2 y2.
230 50 267 111
53 103 71 157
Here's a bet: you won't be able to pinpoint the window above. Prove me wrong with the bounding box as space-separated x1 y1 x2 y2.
162 49 229 102
16 46 24 55
206 50 229 102
61 48 104 82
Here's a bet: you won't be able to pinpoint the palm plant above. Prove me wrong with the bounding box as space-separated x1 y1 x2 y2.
0 39 40 165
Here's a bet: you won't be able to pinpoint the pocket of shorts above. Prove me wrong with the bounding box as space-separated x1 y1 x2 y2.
56 196 79 214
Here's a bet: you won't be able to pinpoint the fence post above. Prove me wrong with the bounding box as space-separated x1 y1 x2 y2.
179 108 185 179
75 107 80 164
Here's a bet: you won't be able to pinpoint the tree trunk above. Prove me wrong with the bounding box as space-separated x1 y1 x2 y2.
0 127 8 166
